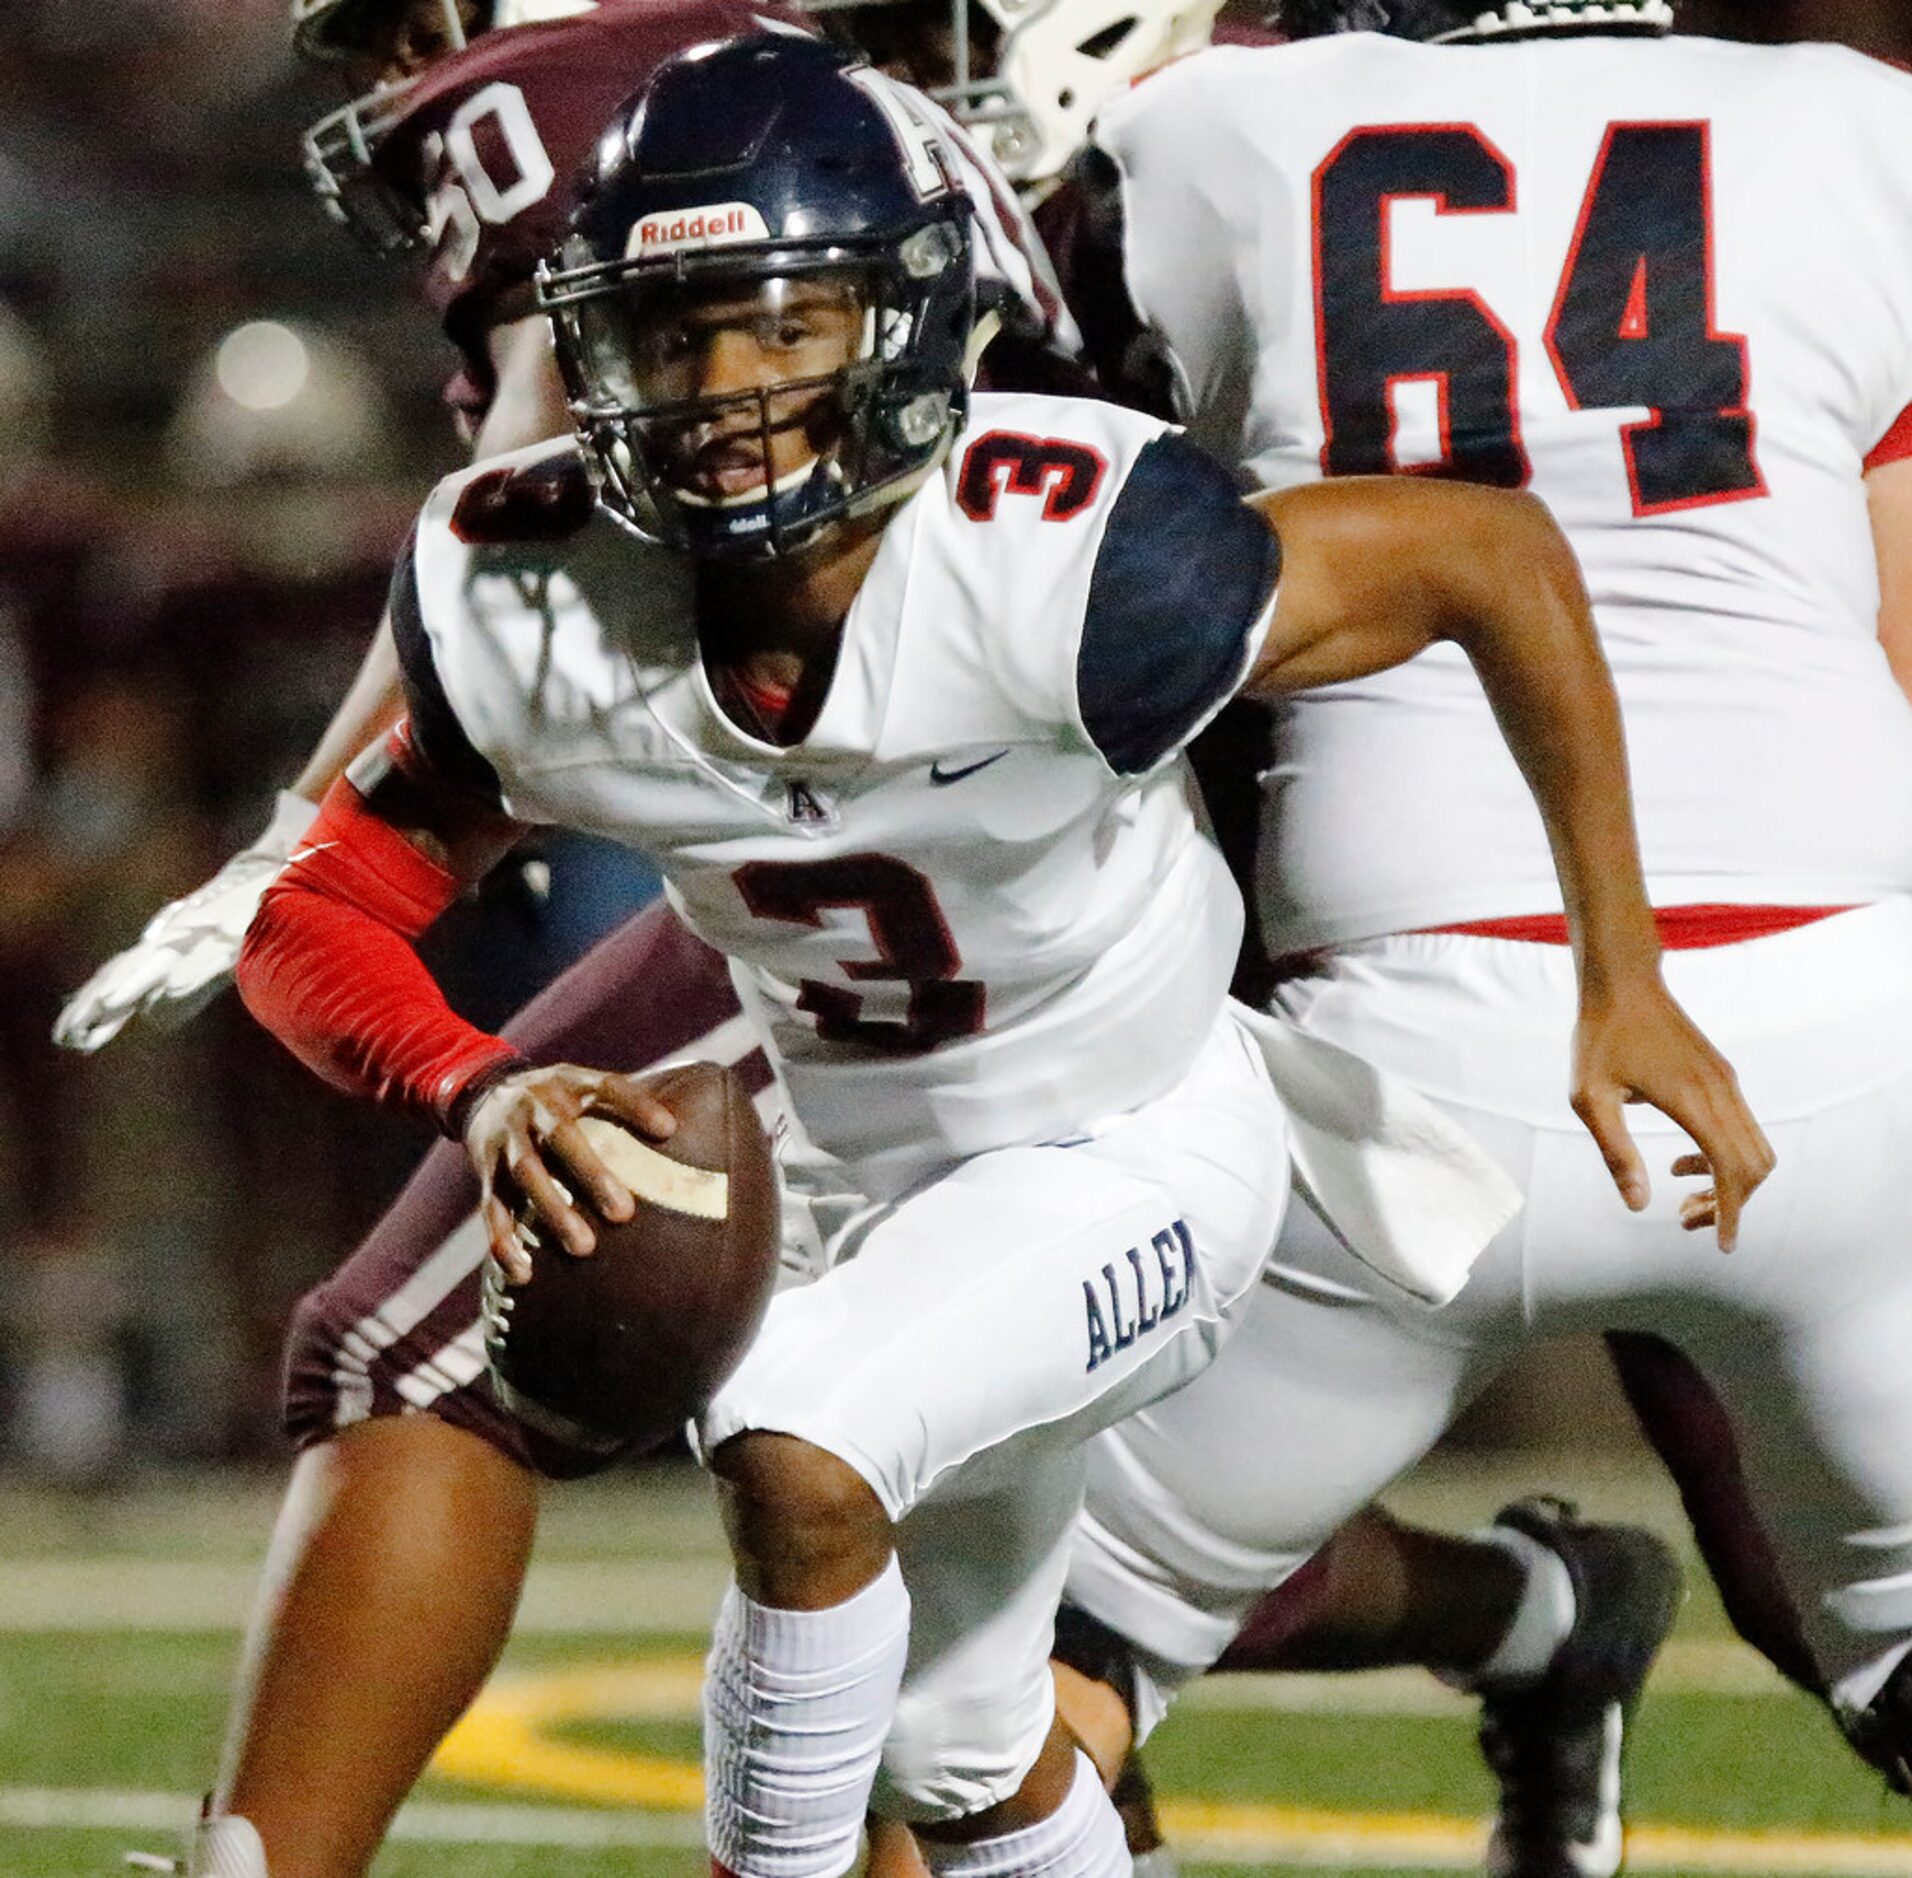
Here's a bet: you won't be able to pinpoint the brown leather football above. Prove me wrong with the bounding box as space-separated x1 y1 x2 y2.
483 1060 779 1455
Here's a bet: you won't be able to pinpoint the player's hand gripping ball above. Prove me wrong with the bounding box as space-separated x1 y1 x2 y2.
478 1061 779 1453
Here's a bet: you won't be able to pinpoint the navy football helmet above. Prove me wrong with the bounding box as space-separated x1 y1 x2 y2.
1277 0 1672 42
537 34 975 560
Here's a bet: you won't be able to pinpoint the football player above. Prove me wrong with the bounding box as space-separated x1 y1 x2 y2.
77 6 1677 1875
67 9 1100 1874
227 35 1766 1878
1029 0 1912 1869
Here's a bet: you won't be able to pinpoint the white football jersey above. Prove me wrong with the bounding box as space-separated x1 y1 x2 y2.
397 393 1279 1189
1094 34 1912 949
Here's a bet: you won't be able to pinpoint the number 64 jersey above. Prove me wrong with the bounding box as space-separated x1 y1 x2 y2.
1090 34 1912 952
395 393 1280 1193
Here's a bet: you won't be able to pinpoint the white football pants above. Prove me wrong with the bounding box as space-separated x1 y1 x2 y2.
1066 899 1912 1734
699 1003 1289 1820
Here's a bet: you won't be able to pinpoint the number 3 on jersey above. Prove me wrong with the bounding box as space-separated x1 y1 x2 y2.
734 855 987 1052
1315 120 1766 515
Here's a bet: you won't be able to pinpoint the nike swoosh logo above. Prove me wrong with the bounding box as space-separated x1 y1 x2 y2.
929 750 1011 786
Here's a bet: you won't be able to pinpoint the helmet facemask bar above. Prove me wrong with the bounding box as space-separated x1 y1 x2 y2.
301 82 430 254
800 0 1035 173
291 0 474 67
803 0 1223 185
541 229 970 560
292 0 477 253
894 1 1023 170
582 366 889 559
1277 0 1672 38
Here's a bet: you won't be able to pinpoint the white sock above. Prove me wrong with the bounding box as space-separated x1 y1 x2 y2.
916 1753 1130 1878
705 1556 912 1878
1465 1524 1578 1687
186 1814 269 1878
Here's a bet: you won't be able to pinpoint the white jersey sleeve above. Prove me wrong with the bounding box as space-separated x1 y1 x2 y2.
393 440 711 832
1095 36 1912 947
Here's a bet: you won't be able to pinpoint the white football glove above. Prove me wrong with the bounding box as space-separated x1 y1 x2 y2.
52 791 320 1053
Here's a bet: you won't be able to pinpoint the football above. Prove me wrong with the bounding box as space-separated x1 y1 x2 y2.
482 1060 780 1455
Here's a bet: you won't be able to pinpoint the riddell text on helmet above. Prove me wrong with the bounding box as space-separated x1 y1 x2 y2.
624 202 771 257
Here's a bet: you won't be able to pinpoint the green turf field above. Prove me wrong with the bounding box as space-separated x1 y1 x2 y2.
4 1455 1911 1878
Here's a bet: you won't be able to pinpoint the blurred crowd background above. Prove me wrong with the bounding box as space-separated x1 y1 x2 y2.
0 0 1906 1479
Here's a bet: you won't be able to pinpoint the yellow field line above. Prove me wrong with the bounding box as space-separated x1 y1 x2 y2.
435 1662 701 1810
433 1659 1912 1874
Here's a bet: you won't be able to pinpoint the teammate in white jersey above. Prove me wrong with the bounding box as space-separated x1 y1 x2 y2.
1040 1 1912 1868
229 33 1765 1878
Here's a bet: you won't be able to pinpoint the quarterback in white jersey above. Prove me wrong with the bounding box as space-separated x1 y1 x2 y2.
1055 0 1912 1863
232 32 1763 1878
396 398 1254 1195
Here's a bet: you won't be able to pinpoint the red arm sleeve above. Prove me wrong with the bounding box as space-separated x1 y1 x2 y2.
237 773 527 1134
1867 403 1912 473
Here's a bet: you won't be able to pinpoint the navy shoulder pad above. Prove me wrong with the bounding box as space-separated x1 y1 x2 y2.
450 452 596 546
1078 431 1280 775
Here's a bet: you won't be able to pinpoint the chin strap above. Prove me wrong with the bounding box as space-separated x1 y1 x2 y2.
961 307 1005 385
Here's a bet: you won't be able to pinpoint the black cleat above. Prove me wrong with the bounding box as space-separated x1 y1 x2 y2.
1477 1498 1683 1878
1112 1749 1177 1878
1840 1652 1912 1794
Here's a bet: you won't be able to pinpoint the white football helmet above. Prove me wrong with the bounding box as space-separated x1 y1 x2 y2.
294 0 595 253
810 0 1223 185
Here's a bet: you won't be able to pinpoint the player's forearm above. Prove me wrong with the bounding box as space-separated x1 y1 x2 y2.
474 315 574 458
288 614 408 803
1443 499 1661 995
237 777 524 1131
